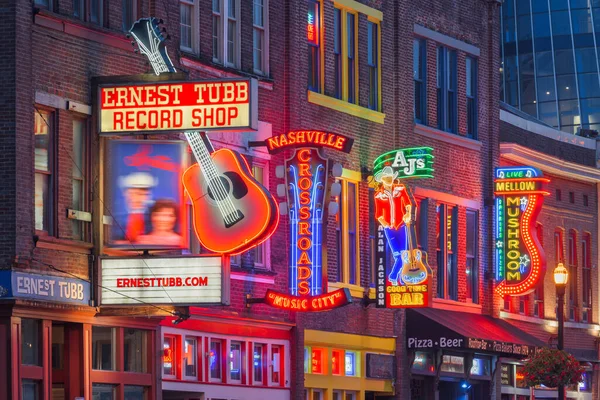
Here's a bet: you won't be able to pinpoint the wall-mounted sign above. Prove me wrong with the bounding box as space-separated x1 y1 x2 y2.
373 147 434 308
100 256 227 305
107 141 187 250
366 353 396 380
373 147 434 180
129 18 176 76
494 166 549 296
264 288 351 312
0 271 91 306
307 3 319 45
98 79 258 134
265 131 354 154
183 131 279 254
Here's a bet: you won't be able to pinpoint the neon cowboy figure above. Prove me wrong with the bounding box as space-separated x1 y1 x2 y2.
374 166 412 285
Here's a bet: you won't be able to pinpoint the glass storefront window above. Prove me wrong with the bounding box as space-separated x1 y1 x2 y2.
22 380 39 400
304 346 310 374
92 383 116 400
516 365 528 388
579 370 592 392
210 340 222 380
272 345 282 383
501 363 513 386
311 348 324 374
412 351 435 373
440 355 465 374
229 341 242 382
253 344 263 383
471 357 491 376
163 336 175 377
51 324 64 370
124 329 147 373
332 349 343 375
22 319 40 366
345 351 357 376
184 337 197 378
92 326 115 371
124 385 147 400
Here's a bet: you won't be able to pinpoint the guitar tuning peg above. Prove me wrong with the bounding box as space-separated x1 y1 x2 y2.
158 18 164 24
162 27 167 33
126 33 130 38
131 41 136 46
277 184 286 198
328 202 339 216
275 165 285 179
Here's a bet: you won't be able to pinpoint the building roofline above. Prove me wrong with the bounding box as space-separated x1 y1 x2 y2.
500 143 600 183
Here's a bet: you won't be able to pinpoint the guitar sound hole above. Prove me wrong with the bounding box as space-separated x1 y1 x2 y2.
207 177 232 201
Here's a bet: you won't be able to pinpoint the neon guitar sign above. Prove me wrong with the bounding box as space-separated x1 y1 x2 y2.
183 131 278 254
494 166 549 296
129 17 176 76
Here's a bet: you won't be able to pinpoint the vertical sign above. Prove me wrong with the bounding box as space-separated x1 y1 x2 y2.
494 166 549 296
307 2 319 45
373 147 434 308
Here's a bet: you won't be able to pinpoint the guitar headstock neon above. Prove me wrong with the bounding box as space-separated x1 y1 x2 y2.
128 17 176 76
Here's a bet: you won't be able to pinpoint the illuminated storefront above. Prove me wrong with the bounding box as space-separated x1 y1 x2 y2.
303 330 395 400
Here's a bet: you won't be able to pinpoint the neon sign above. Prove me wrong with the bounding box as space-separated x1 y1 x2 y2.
266 130 354 154
265 288 351 312
307 4 319 45
373 148 434 308
494 166 549 296
129 18 176 76
98 79 258 134
373 147 434 180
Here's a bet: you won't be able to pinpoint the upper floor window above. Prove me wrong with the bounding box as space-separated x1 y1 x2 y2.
333 8 342 99
73 0 104 26
466 210 478 303
367 21 379 111
437 47 457 133
567 230 578 321
582 233 592 323
252 164 269 269
336 178 360 286
122 0 137 32
307 0 321 92
180 0 198 53
253 0 269 75
466 56 477 138
34 109 54 233
414 38 426 123
436 204 458 300
35 0 52 9
212 0 240 67
72 119 87 241
346 12 357 104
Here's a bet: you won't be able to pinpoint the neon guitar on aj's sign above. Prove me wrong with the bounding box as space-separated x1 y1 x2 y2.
183 131 278 254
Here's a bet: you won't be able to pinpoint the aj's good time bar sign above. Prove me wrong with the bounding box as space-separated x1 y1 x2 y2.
100 256 227 305
494 166 549 296
373 147 434 308
98 79 258 134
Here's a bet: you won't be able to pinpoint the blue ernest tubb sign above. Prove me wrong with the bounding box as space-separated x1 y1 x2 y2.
0 271 91 306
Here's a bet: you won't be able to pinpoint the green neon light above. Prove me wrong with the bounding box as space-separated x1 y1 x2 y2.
373 147 434 180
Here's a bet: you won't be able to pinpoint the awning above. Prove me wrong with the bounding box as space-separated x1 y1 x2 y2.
407 308 545 357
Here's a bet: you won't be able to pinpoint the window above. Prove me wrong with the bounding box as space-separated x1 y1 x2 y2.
569 191 575 204
22 380 40 400
369 188 378 287
310 348 324 374
212 0 240 67
34 0 51 9
92 327 115 371
555 229 564 263
253 164 268 268
34 109 53 233
226 0 239 67
212 0 221 61
22 319 40 366
344 351 357 376
346 12 357 104
210 339 222 381
333 8 342 99
332 349 343 375
180 0 197 53
583 194 589 206
556 189 562 201
229 341 242 382
73 0 104 25
72 119 86 241
90 0 103 24
582 233 592 323
163 336 176 377
414 38 426 123
92 384 116 399
568 230 578 321
183 337 197 378
307 0 320 92
52 324 64 370
124 329 147 373
124 386 148 400
367 21 379 110
436 204 457 300
466 210 478 303
466 57 477 138
271 345 282 384
337 178 360 285
534 223 544 318
122 0 137 32
253 0 268 74
437 47 457 133
253 344 264 384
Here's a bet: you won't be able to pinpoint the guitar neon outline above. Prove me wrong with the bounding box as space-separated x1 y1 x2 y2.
129 17 176 76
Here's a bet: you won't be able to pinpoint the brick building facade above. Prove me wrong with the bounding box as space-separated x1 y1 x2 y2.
1 0 591 399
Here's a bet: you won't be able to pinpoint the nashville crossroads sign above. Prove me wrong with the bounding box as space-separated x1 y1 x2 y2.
98 79 258 134
494 166 549 297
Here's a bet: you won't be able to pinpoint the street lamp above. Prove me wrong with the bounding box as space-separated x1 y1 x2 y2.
554 262 568 400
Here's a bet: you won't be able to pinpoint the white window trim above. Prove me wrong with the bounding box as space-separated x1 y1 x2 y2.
183 336 199 380
180 0 199 55
252 342 265 385
209 337 224 383
214 0 241 67
227 338 243 384
253 0 270 75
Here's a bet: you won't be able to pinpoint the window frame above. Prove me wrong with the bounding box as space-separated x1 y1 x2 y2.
466 56 478 139
345 11 358 104
209 338 224 383
307 0 322 92
253 0 269 75
336 176 361 287
367 20 380 111
414 37 427 123
436 46 458 133
34 107 56 236
228 339 242 384
225 0 240 68
333 7 343 99
72 0 105 26
436 203 458 300
163 335 177 379
582 233 592 323
71 117 88 242
252 343 266 385
567 229 578 321
252 162 271 269
179 0 198 54
122 0 138 32
465 209 478 304
183 336 199 380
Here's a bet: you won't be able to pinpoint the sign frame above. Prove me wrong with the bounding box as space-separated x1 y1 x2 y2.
99 255 230 306
0 270 91 306
96 78 258 135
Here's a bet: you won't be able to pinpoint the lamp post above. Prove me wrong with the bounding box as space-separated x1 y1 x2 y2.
554 262 568 400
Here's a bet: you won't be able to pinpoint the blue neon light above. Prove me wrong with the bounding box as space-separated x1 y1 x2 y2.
289 165 300 296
